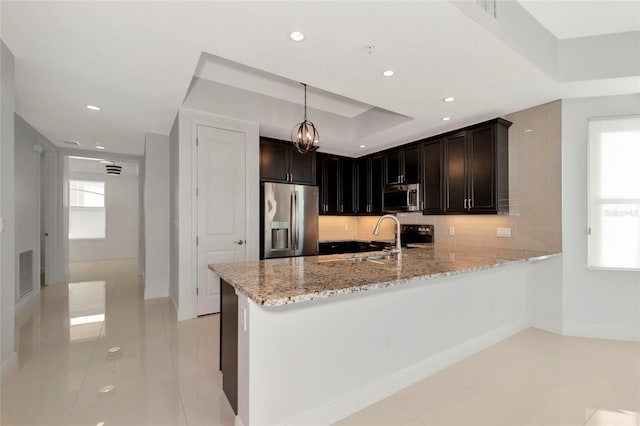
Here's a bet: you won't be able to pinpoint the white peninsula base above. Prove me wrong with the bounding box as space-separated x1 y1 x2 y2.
233 255 561 426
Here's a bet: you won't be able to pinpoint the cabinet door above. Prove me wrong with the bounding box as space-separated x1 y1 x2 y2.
260 139 288 182
385 150 403 185
325 156 341 215
468 125 496 212
289 149 316 185
403 145 421 184
370 155 384 214
356 158 371 214
422 139 445 213
341 158 356 214
445 132 468 213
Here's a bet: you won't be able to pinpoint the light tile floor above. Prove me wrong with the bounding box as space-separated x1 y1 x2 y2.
2 259 639 426
337 328 640 426
1 259 235 426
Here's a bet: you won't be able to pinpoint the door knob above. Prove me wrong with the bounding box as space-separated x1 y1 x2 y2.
233 240 244 245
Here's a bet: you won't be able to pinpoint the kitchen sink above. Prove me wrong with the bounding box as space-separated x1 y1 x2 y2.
317 252 397 264
349 253 396 262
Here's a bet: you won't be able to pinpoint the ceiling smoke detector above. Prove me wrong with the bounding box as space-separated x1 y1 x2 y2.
106 163 122 175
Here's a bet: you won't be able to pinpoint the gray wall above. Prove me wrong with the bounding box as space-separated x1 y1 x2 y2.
143 132 170 299
1 40 16 373
562 94 640 341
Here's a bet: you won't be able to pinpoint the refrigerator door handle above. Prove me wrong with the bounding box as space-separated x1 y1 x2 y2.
293 191 299 251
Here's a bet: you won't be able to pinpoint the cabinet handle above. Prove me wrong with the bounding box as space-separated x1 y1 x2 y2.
421 201 424 210
470 198 473 209
464 198 467 209
340 205 343 213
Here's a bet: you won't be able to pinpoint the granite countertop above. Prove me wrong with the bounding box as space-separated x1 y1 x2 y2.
209 244 560 307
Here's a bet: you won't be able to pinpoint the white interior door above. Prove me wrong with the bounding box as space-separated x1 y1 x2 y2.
197 125 246 316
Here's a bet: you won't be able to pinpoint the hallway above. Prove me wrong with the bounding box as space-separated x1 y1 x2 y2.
1 259 235 426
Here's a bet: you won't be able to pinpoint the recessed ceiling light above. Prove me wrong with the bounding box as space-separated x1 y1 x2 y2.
443 97 455 102
96 145 105 150
290 31 304 42
86 104 101 111
524 129 533 133
382 70 395 77
63 140 81 146
359 145 366 148
98 160 113 165
442 117 451 121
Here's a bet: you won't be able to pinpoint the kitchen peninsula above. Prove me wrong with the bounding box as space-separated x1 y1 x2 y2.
210 244 560 426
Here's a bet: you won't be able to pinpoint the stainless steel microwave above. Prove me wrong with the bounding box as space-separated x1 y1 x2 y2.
383 183 421 212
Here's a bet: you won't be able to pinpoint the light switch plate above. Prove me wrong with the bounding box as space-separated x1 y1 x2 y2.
449 227 455 236
497 227 512 238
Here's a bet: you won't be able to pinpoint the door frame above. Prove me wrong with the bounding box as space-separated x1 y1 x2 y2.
178 108 259 321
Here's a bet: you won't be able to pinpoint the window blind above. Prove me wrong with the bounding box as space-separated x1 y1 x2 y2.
588 115 640 270
69 180 106 239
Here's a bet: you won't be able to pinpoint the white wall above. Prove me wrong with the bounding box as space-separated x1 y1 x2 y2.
1 40 17 376
14 115 47 306
143 132 170 299
169 116 180 311
562 94 640 341
170 108 259 321
68 161 139 261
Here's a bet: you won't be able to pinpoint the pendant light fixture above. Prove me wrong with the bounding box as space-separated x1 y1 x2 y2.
291 83 319 154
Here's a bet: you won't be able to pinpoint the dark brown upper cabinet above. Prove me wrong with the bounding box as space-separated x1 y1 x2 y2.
443 119 511 214
260 137 316 185
384 145 421 186
340 158 356 214
317 153 355 215
356 155 384 215
421 138 445 214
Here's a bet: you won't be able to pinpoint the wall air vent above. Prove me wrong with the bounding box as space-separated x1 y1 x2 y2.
63 140 81 146
106 163 122 175
19 250 33 299
475 0 497 18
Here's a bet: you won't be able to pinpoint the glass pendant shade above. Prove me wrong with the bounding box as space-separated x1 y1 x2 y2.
291 83 319 154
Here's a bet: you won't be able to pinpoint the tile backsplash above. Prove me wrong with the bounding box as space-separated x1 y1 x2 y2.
318 100 562 252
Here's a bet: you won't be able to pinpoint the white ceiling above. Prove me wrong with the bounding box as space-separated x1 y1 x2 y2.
2 1 639 157
519 1 640 39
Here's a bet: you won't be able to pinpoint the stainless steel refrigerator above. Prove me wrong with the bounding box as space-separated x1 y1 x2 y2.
261 182 319 259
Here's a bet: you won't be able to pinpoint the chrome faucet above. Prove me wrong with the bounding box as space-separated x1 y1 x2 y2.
373 214 402 254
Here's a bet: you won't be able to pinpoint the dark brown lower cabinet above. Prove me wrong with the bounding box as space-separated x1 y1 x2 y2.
220 279 238 414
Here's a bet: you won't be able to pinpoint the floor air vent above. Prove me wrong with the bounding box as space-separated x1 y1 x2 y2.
19 250 33 298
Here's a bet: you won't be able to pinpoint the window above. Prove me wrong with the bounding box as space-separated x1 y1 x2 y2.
69 180 105 239
588 115 640 270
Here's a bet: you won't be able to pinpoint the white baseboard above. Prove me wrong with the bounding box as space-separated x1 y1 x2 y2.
144 288 169 300
285 320 530 426
563 322 640 342
1 352 17 381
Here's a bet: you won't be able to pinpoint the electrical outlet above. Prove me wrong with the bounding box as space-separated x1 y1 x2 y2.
449 227 455 236
496 227 512 238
